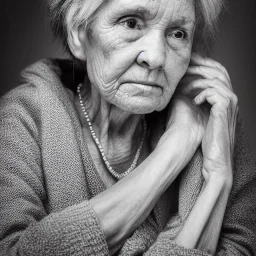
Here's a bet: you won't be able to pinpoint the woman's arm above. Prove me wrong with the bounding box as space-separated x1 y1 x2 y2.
175 176 231 254
90 121 203 254
188 116 256 256
196 181 231 253
144 117 256 256
142 55 253 256
169 53 238 253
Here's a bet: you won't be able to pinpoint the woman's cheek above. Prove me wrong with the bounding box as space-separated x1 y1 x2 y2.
167 50 191 84
181 51 192 73
88 44 138 95
101 44 141 83
178 47 192 71
87 61 115 96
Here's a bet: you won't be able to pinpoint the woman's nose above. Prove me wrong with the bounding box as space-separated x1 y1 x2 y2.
137 32 166 70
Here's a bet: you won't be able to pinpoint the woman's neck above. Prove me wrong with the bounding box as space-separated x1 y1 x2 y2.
78 80 145 166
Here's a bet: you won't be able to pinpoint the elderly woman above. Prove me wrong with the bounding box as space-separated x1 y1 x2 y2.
0 0 256 255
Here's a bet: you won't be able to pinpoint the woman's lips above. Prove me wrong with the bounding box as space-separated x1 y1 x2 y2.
124 80 162 88
119 82 162 96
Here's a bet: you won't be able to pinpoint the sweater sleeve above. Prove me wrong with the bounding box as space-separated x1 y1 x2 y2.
0 87 109 256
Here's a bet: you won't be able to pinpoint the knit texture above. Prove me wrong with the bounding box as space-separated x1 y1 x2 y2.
0 59 256 255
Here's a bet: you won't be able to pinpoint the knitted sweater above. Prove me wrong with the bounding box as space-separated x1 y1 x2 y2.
0 59 256 256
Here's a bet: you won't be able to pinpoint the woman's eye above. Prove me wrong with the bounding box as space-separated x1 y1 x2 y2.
121 18 141 30
169 30 187 40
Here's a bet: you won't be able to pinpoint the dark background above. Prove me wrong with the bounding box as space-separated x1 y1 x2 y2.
1 1 256 153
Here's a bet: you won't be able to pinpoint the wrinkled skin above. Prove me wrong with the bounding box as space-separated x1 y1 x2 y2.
78 0 195 114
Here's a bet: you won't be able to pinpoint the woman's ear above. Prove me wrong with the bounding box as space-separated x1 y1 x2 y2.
68 25 87 61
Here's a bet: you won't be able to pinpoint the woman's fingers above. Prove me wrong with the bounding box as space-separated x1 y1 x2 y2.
179 78 238 109
182 54 239 185
194 88 230 112
186 66 231 90
190 52 231 85
194 87 238 154
193 86 237 125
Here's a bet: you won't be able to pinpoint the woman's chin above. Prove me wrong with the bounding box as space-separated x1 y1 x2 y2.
112 97 166 115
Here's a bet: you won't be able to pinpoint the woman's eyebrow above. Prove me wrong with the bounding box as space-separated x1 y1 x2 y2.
114 5 152 18
171 17 196 26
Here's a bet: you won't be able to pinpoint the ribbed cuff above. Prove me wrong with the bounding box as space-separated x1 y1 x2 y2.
19 200 109 255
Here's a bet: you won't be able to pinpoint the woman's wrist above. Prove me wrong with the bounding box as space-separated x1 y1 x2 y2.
205 170 233 192
158 124 201 158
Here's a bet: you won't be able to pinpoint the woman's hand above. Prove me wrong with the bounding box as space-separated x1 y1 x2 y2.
165 67 209 168
181 52 238 187
174 53 238 253
166 89 208 144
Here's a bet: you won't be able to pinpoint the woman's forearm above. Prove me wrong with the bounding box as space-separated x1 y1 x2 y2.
174 174 231 254
196 181 231 254
90 128 199 253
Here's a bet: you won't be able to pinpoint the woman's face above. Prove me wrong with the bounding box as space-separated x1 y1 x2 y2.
80 0 195 114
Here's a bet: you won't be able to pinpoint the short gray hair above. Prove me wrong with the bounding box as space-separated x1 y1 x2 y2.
45 0 226 54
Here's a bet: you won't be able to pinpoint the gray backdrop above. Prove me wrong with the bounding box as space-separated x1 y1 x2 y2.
1 0 256 153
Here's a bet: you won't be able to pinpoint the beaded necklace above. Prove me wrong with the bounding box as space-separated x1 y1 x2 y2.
77 83 147 180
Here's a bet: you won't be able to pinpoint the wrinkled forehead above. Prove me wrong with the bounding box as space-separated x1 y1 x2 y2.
103 0 195 23
78 0 195 25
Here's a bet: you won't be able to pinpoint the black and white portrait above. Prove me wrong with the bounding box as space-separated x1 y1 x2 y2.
0 1 256 255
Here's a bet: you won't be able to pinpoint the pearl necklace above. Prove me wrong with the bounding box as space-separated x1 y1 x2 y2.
77 83 147 180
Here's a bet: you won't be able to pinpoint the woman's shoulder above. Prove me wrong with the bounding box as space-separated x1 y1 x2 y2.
1 58 73 103
0 58 84 140
0 58 80 118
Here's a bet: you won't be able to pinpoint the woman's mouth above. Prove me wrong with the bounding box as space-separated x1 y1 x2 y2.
118 82 162 96
124 80 162 88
